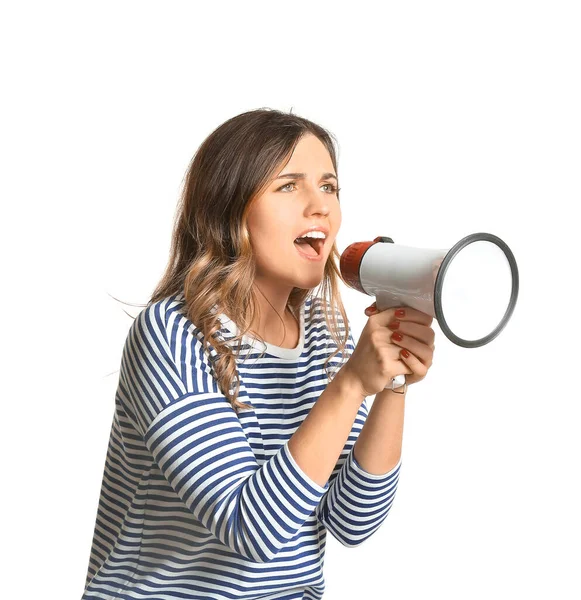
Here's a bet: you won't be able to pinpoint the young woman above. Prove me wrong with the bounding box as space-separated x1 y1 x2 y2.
82 108 435 599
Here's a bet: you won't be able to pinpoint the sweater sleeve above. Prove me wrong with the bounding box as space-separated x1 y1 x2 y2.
315 399 402 547
315 328 402 547
117 301 330 564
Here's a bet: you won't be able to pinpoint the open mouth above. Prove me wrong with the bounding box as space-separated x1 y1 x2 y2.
293 236 325 258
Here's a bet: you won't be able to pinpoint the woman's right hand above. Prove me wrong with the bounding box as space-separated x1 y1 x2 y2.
341 305 414 398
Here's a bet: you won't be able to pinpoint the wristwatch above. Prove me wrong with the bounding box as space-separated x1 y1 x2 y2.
385 374 407 394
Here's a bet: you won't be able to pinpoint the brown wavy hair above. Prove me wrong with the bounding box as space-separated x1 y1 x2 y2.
116 107 351 415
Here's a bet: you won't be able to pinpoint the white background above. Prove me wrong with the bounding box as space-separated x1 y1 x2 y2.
2 1 580 598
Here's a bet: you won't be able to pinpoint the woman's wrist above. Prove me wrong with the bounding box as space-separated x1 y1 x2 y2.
376 386 407 399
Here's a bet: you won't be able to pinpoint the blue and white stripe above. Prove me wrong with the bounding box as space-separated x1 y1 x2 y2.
82 293 402 599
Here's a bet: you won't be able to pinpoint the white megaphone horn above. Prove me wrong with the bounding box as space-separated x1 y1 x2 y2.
340 232 519 351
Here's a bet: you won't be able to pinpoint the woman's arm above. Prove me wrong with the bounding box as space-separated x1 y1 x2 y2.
352 388 406 474
287 366 367 487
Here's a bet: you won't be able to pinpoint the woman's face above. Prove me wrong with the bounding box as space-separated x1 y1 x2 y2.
246 133 342 292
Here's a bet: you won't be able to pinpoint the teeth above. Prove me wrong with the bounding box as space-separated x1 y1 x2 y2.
297 231 326 239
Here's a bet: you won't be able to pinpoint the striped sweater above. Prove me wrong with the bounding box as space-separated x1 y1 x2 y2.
82 292 402 599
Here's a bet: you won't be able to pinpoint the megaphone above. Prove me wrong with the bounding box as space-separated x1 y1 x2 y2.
340 233 519 388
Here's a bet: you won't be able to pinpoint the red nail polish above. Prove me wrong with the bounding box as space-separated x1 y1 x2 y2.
395 309 405 318
392 332 403 342
401 349 410 358
387 320 400 330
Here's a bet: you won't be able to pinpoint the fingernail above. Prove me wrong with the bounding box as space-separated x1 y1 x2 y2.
401 349 410 358
365 307 378 315
395 309 406 318
387 320 400 330
392 332 403 342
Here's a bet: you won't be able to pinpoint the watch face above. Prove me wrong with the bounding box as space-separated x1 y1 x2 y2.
391 375 406 389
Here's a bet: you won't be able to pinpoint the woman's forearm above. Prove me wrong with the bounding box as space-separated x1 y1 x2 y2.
353 388 406 475
287 368 367 488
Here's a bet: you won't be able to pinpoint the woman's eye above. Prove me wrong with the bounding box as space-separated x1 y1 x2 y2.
278 182 340 193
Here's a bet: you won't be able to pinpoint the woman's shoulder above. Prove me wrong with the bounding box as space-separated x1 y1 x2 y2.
129 293 186 336
125 292 210 363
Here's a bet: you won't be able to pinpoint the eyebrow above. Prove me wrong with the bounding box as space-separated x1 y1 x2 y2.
276 172 337 181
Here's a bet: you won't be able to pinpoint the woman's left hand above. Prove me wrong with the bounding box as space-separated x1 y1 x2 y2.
364 302 436 387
